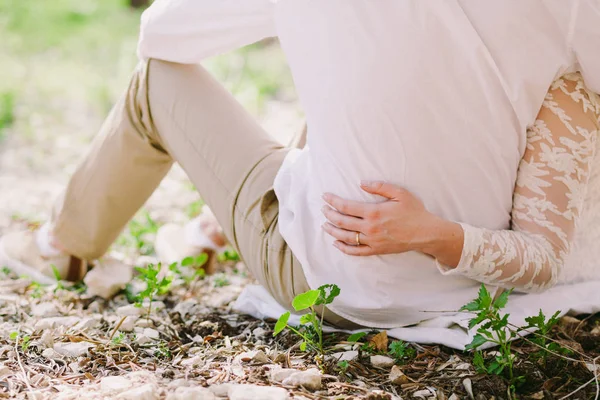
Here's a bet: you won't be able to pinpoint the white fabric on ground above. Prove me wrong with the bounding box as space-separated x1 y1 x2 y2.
233 281 600 350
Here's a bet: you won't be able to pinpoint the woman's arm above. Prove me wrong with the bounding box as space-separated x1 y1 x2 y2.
322 74 600 293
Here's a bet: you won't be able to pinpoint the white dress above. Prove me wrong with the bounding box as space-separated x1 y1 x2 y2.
438 74 600 291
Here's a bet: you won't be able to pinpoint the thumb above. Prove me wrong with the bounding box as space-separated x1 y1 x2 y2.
360 181 404 199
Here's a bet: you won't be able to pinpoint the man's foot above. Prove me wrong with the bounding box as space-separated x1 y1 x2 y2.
0 230 85 284
155 206 227 275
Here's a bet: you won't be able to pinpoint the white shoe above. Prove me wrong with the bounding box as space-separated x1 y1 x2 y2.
0 230 81 284
155 206 227 275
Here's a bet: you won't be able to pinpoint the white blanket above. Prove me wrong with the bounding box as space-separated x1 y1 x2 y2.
233 280 600 350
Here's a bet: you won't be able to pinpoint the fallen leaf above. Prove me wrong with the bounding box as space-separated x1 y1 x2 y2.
370 331 388 352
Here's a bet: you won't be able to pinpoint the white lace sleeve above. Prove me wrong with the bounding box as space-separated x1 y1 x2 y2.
438 74 600 293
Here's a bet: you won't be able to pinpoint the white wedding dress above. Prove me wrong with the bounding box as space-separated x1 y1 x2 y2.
235 74 600 349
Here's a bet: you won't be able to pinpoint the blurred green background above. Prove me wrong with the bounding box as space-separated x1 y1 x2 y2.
0 0 300 147
0 0 302 239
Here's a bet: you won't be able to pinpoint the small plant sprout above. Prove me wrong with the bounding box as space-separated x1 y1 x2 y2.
213 273 230 288
10 331 31 352
111 332 126 346
337 360 350 374
217 248 240 262
461 285 520 386
168 254 208 284
134 263 172 320
274 284 341 355
388 340 415 364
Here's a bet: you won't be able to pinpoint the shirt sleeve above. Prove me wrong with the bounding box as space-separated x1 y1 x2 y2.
437 74 600 293
137 0 277 64
571 0 600 93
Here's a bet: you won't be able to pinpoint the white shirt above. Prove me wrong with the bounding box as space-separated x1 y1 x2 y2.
138 0 600 328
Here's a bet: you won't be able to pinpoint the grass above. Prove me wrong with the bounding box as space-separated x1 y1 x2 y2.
0 0 296 150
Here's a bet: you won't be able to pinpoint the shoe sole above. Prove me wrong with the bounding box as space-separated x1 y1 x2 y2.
0 235 55 285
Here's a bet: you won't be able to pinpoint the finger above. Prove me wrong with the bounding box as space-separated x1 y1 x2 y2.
333 241 374 256
322 193 370 218
360 181 407 199
322 206 365 232
322 222 368 245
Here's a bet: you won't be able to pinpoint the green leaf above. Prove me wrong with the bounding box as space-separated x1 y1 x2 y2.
347 332 367 343
465 333 488 351
487 359 505 375
492 289 511 309
460 300 481 312
478 284 492 309
299 314 314 325
274 311 290 336
299 341 307 351
9 332 18 341
473 351 486 373
181 257 194 267
51 265 62 281
292 290 320 311
194 253 209 266
316 284 341 306
468 311 488 330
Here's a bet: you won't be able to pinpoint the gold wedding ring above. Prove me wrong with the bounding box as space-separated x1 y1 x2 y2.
356 232 361 246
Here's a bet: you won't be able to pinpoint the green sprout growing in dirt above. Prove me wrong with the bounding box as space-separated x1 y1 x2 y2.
134 263 172 320
462 285 521 387
111 332 126 346
523 309 571 366
388 340 415 364
274 284 341 355
217 248 240 262
462 284 568 395
213 273 230 288
10 331 31 352
50 265 87 294
168 254 208 284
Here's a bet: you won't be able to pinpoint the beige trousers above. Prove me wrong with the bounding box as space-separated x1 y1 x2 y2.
50 60 356 328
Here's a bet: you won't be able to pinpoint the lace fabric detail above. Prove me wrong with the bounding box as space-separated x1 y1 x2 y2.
438 73 600 293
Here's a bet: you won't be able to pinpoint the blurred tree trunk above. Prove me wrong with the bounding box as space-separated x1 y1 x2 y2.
130 0 149 8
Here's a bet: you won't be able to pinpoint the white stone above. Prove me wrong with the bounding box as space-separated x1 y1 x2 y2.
208 383 233 397
370 355 395 368
270 368 297 383
30 303 59 317
135 335 152 345
181 355 205 368
143 328 160 340
120 316 138 332
167 387 216 400
282 368 322 391
53 342 94 357
116 384 157 400
252 327 267 337
39 330 54 348
413 389 434 398
228 384 288 400
116 305 144 317
329 351 358 362
42 348 61 360
84 259 133 299
34 316 79 330
389 365 409 385
74 317 102 331
136 319 155 328
173 300 197 316
101 376 132 392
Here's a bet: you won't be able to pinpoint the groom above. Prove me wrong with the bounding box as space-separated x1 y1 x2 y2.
1 1 599 328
